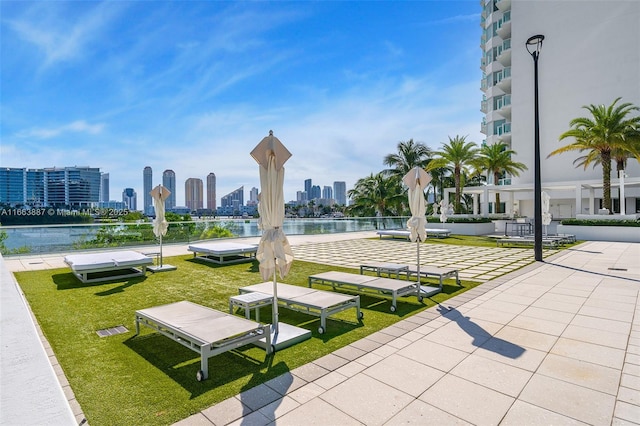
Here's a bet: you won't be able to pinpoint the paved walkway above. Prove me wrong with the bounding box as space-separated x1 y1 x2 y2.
2 234 639 425
176 240 640 425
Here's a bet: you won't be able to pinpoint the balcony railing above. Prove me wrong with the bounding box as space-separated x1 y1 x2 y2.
495 94 511 110
502 38 511 52
495 122 512 136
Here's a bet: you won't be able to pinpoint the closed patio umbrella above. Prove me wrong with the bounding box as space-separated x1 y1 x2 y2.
403 167 431 300
251 131 294 334
541 191 552 234
149 184 176 272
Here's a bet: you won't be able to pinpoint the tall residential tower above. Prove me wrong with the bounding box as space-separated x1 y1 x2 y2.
185 178 203 211
206 172 216 211
162 169 176 210
143 166 153 215
479 0 640 217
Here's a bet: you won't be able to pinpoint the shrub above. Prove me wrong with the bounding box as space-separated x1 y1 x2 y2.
560 219 640 227
426 216 492 224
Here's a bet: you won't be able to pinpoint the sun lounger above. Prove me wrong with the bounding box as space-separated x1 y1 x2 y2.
134 301 271 381
377 228 451 240
359 261 456 298
376 229 411 240
188 242 258 264
496 237 560 248
238 282 362 334
405 265 461 287
64 250 154 283
360 261 460 287
425 228 451 238
308 271 419 312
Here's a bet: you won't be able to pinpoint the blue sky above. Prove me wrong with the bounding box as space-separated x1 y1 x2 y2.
1 1 483 206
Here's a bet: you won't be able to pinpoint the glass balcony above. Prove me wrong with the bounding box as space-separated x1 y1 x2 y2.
496 10 511 38
494 121 511 136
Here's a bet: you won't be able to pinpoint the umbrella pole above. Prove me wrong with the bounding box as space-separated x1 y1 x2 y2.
272 267 279 334
159 233 163 267
417 239 422 296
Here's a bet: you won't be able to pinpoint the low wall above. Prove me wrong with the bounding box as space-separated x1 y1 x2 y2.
557 224 640 242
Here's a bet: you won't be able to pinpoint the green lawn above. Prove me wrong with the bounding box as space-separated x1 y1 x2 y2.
16 255 478 425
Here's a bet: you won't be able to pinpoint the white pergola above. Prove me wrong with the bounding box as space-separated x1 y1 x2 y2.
444 176 640 218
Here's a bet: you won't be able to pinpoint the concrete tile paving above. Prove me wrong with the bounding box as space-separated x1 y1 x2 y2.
194 240 639 426
2 234 639 425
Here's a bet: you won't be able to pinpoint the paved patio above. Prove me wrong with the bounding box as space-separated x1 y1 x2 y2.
2 233 639 425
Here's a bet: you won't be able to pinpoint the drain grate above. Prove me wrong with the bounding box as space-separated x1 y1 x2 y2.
96 325 129 337
608 267 628 271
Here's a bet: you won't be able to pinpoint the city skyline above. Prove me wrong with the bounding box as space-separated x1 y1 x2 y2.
0 2 483 206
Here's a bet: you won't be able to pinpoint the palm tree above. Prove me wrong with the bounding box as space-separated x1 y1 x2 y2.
474 142 527 213
346 173 405 221
548 97 640 212
426 135 479 213
383 139 433 178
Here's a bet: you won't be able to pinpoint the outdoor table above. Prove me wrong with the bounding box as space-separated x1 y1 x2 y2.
229 292 273 322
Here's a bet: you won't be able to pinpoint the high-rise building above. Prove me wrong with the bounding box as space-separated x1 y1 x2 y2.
304 179 312 197
333 181 347 206
206 172 216 211
248 187 259 206
0 167 27 205
479 0 640 217
311 185 321 200
122 188 137 210
185 178 203 211
0 166 100 207
322 186 333 200
100 173 109 202
143 166 153 215
220 186 244 208
162 169 176 210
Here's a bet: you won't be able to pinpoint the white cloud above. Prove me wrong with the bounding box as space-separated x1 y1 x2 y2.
15 120 105 139
6 2 124 68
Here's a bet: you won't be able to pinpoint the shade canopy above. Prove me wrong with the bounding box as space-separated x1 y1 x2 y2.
403 167 431 242
252 131 294 281
150 184 171 237
251 130 292 171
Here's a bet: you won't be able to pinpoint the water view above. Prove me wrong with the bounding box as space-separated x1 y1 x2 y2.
2 217 408 255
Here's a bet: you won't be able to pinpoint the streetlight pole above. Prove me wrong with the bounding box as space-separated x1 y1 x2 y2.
526 34 544 262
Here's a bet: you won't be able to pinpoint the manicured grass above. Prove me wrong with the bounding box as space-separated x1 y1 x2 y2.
16 256 478 425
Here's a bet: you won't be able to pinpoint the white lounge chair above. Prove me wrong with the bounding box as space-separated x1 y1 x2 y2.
64 250 153 283
238 282 362 334
377 228 451 240
134 301 271 381
308 271 419 312
188 242 258 264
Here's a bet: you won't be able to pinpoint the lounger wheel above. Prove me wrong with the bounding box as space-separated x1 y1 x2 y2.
196 370 205 382
318 326 325 334
271 345 276 354
418 295 424 302
358 312 364 320
390 305 396 313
